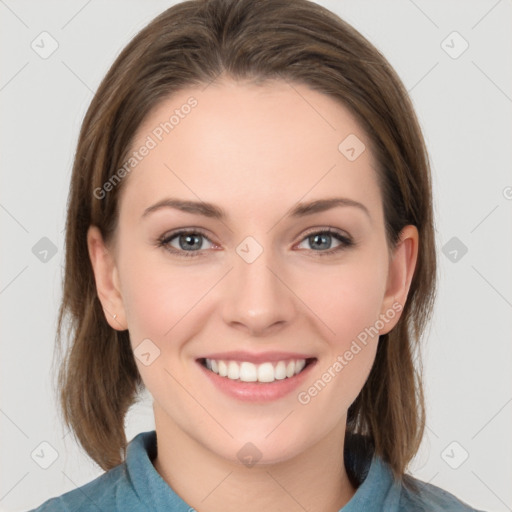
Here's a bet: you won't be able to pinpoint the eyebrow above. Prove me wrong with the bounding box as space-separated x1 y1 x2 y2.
141 197 370 220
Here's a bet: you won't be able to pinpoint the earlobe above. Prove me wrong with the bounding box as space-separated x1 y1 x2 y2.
379 225 419 334
87 225 128 331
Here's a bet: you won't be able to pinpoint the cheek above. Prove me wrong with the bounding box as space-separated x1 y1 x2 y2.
117 251 206 395
292 254 387 405
296 256 388 343
295 267 384 414
117 245 209 342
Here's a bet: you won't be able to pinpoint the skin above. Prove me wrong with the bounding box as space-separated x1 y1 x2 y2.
88 78 418 512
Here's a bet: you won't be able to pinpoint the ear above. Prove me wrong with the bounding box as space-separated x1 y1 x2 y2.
378 225 419 335
87 225 128 331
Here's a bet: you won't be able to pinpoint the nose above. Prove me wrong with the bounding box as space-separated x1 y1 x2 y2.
220 245 297 337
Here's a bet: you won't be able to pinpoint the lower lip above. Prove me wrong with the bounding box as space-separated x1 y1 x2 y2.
197 359 317 402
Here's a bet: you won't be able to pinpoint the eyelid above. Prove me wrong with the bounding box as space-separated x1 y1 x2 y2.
297 226 352 241
159 227 212 241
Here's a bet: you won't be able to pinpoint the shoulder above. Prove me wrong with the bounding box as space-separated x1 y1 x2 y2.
398 474 486 512
28 463 135 512
28 432 159 512
30 430 196 512
344 433 486 512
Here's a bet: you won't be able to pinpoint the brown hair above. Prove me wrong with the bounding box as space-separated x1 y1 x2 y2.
56 0 436 478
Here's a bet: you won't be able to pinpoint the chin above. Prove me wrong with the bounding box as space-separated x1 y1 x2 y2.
219 433 312 468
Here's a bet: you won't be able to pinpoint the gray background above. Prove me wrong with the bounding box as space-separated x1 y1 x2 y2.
1 0 511 510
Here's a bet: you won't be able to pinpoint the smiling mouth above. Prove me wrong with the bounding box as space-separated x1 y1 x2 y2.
198 357 317 383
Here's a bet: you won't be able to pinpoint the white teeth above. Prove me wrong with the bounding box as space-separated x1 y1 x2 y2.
227 361 240 380
257 362 274 383
274 361 287 380
296 359 306 373
218 360 228 377
240 362 258 382
203 358 309 383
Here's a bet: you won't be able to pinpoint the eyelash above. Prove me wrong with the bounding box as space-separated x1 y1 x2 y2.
156 227 355 258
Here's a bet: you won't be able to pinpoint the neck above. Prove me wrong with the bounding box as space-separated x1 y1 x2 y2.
152 407 356 512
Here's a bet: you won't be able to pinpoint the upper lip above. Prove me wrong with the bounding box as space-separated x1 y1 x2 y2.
197 351 316 364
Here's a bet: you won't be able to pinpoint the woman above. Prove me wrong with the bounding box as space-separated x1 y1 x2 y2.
31 0 484 510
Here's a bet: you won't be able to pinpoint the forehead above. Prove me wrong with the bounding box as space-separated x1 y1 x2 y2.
119 79 381 221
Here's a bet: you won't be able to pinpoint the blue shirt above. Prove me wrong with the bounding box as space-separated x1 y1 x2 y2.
30 430 484 511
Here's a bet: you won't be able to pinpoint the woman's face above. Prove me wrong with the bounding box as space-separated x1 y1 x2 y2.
89 78 416 465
